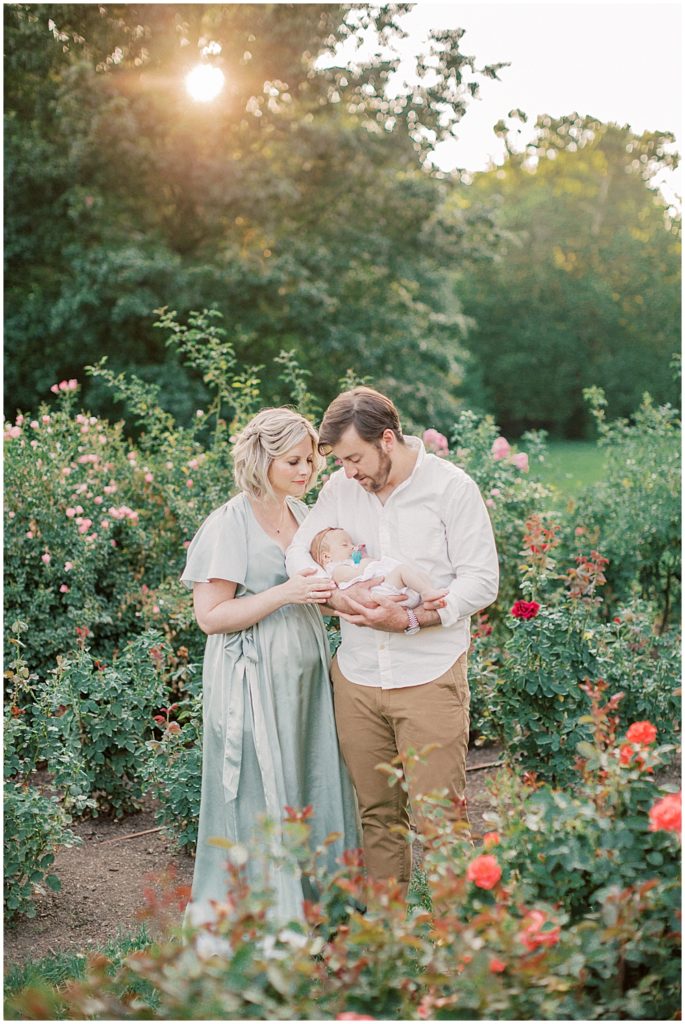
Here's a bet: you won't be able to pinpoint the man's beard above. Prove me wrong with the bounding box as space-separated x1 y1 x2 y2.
363 446 392 492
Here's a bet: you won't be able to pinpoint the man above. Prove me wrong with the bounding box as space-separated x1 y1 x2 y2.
285 387 499 895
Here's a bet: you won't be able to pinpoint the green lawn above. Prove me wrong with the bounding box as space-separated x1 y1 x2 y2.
3 927 154 1019
531 440 606 497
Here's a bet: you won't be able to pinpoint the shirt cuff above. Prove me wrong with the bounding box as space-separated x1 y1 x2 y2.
437 591 460 628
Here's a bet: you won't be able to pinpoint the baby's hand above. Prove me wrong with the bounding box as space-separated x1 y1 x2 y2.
421 589 449 611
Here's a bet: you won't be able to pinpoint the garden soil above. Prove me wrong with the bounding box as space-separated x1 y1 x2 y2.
3 745 501 970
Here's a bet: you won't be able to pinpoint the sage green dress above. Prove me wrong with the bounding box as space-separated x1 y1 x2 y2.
181 492 360 926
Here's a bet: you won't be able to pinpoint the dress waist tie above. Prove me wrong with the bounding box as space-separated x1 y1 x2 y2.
221 629 282 820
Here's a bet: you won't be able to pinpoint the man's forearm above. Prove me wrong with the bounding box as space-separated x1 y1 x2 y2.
415 606 441 629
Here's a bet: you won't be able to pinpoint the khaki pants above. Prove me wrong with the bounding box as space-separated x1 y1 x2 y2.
331 652 470 893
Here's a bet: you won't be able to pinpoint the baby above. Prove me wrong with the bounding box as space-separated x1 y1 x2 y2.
310 527 447 609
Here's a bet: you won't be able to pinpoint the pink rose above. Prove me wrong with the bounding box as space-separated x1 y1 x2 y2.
41 553 51 565
60 584 69 593
512 452 529 472
491 436 510 460
64 562 74 571
423 428 449 455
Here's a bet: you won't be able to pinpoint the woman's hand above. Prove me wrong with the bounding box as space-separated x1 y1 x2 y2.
280 568 334 605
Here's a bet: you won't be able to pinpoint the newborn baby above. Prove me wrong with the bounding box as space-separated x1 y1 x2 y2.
310 527 447 609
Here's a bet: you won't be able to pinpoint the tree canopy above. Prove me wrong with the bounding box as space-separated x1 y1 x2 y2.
454 113 681 437
4 3 504 428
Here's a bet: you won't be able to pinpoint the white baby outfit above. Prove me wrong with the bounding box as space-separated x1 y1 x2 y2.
326 556 421 607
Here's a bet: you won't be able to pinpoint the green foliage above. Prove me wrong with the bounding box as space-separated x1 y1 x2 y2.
35 633 169 817
3 781 79 923
3 317 265 675
441 410 554 629
457 115 681 437
3 926 152 1001
3 927 155 1020
4 624 82 924
8 727 681 1019
143 691 203 852
489 511 680 781
4 3 505 429
579 387 681 628
468 694 679 925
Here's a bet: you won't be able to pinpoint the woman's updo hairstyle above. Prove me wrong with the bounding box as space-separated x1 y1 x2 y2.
232 408 325 501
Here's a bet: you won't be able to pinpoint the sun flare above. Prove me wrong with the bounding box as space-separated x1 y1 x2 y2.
185 65 225 102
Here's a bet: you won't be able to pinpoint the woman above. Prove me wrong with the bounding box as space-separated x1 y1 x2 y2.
181 408 359 927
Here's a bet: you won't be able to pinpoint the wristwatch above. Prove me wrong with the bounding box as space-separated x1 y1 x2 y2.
404 607 421 636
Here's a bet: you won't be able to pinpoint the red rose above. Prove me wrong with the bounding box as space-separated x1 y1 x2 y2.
466 853 502 890
626 721 657 746
489 957 507 973
649 793 681 836
511 600 541 620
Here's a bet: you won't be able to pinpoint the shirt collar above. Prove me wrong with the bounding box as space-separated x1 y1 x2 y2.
383 435 424 502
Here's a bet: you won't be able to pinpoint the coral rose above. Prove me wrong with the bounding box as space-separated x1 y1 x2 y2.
489 957 507 973
518 909 560 952
626 721 657 745
466 853 502 890
511 600 540 620
483 831 500 848
649 793 681 835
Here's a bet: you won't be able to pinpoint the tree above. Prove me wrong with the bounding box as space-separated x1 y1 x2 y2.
4 3 504 429
455 113 681 437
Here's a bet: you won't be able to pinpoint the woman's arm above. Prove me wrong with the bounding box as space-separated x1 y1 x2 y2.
193 571 333 635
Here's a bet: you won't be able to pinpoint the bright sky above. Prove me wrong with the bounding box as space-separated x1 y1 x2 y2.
339 2 683 205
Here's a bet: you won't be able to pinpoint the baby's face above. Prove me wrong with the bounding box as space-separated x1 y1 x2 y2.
324 529 356 564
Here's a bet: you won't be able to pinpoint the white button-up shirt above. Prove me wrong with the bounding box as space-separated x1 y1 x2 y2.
285 437 499 689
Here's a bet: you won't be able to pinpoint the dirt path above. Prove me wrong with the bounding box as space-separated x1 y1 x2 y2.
3 746 501 970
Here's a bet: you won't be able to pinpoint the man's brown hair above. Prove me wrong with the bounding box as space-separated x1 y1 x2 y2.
318 387 403 454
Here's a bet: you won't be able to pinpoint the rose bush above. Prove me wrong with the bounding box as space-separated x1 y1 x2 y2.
579 387 680 630
8 711 681 1020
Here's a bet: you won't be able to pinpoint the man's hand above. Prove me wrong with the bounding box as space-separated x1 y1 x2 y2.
326 576 387 614
338 593 413 632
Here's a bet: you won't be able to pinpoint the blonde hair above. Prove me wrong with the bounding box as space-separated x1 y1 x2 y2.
232 408 324 500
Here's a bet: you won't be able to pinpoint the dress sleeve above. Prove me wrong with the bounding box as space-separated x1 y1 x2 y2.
180 501 248 589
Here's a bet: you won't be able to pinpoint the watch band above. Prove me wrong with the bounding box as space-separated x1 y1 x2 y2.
404 606 420 635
